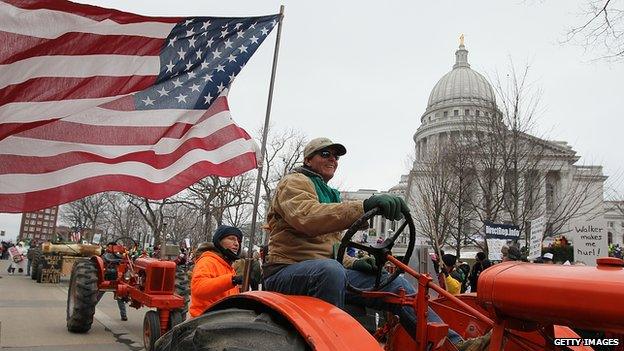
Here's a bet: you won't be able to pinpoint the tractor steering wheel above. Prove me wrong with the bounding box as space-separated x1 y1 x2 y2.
337 207 416 293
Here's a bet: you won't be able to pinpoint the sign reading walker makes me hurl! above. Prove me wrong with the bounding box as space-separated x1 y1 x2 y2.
572 220 609 266
485 222 521 261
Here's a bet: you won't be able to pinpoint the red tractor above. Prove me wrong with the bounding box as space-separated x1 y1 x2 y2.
153 209 624 351
66 237 188 351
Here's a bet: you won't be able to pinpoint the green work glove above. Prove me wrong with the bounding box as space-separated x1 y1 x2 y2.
232 275 243 286
363 194 409 221
351 256 378 274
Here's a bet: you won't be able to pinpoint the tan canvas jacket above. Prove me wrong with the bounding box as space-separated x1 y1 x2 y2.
265 172 364 268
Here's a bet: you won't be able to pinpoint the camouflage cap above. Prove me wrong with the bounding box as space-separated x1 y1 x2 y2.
303 137 347 159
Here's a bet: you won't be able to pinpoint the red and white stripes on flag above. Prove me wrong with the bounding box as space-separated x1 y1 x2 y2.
71 229 81 243
0 1 276 213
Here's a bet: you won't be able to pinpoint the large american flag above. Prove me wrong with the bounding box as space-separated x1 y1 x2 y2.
0 1 280 213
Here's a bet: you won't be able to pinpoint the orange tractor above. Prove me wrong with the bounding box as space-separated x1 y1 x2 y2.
66 237 188 351
154 210 624 351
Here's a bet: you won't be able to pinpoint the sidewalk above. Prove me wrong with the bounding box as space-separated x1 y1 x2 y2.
0 260 141 350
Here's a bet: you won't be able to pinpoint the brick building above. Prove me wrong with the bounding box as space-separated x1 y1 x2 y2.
18 206 59 242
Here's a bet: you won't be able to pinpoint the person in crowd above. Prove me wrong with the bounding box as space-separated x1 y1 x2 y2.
189 225 243 318
2 241 14 260
25 240 37 276
442 254 461 295
457 262 471 293
542 252 554 264
8 241 27 275
501 245 521 262
262 137 465 345
249 250 262 291
469 252 491 293
96 291 128 321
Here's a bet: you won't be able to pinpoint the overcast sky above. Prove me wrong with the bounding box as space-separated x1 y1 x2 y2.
2 1 623 241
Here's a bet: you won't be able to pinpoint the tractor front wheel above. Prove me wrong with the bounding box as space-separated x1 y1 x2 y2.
66 259 99 333
154 308 308 351
143 310 161 351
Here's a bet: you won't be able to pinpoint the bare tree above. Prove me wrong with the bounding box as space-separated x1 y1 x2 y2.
444 136 479 256
164 204 202 246
59 193 109 241
258 127 307 211
408 146 455 257
102 192 144 243
184 174 255 243
220 173 256 228
126 196 181 247
464 62 603 250
409 61 605 257
564 0 624 61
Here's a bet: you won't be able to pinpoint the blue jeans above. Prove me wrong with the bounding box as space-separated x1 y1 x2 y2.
96 291 127 319
264 259 462 344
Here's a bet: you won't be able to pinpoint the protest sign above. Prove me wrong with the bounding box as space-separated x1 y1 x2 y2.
485 222 520 261
529 216 546 260
41 254 62 283
572 219 608 266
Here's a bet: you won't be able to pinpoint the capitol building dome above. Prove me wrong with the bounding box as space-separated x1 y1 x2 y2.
424 43 496 116
415 40 500 145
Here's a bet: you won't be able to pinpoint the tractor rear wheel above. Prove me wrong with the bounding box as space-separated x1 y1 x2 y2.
168 309 184 329
30 248 42 280
66 260 99 333
174 266 189 319
143 310 161 351
154 308 308 351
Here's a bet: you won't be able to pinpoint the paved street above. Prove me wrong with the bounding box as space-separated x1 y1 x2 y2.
0 260 146 351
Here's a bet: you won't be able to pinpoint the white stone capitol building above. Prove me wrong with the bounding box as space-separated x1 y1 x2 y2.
345 41 623 252
399 41 612 249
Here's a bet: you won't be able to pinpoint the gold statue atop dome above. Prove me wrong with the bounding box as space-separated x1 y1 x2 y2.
459 34 464 46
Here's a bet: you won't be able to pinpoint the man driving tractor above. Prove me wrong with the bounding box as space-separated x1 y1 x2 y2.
263 137 464 346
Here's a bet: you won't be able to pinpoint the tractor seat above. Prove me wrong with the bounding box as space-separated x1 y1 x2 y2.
102 252 124 264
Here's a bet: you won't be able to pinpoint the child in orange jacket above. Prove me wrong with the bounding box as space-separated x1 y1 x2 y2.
190 225 243 317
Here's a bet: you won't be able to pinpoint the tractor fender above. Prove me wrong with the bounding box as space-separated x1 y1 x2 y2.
478 259 624 334
207 291 383 351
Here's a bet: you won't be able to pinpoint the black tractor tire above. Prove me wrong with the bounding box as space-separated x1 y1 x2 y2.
66 260 99 333
154 308 308 351
30 248 42 280
174 266 190 319
143 310 161 351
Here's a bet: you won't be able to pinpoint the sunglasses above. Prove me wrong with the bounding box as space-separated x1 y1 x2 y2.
317 150 340 160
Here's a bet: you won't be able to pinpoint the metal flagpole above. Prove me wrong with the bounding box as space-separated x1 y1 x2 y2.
242 5 285 292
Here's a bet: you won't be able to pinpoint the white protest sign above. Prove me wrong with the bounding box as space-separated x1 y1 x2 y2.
91 233 101 244
528 216 546 260
572 219 608 266
185 238 191 248
486 238 506 261
485 222 520 261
